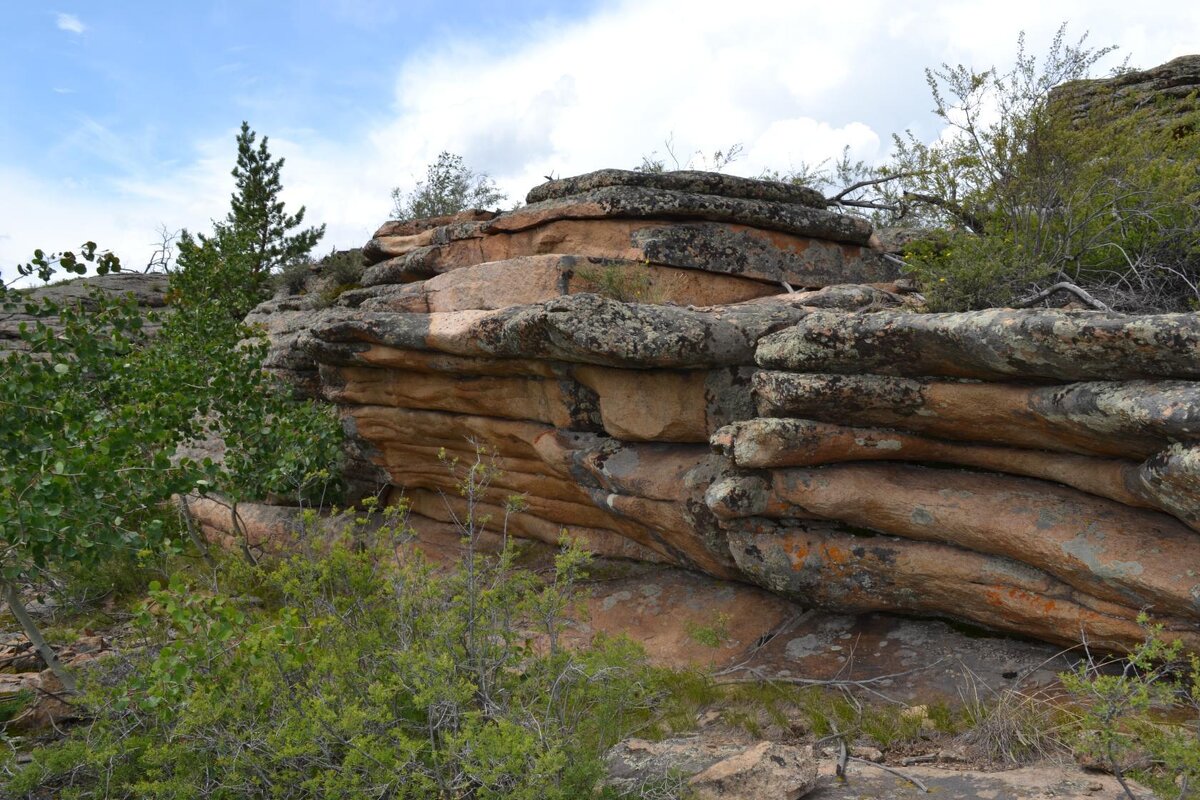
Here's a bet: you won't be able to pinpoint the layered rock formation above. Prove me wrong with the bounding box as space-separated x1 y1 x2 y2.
252 168 1200 652
1 272 168 355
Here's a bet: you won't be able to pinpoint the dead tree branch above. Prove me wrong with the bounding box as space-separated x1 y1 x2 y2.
1014 281 1112 311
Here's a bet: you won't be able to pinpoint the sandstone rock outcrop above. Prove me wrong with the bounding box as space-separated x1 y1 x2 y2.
1051 54 1200 130
248 168 1200 652
1 272 168 355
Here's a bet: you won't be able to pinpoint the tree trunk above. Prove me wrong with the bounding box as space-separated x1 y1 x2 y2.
177 495 216 567
1 577 76 693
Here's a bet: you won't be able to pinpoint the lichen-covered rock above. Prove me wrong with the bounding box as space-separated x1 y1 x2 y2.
1051 54 1200 129
1133 443 1200 532
489 186 872 245
350 254 779 312
1 272 168 355
526 168 827 208
362 218 893 289
726 520 1199 652
753 372 1200 459
306 294 808 369
711 418 1148 510
756 308 1200 381
233 165 1200 655
604 736 817 800
709 463 1200 620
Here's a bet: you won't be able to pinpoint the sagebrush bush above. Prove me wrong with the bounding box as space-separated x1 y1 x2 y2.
1062 620 1200 799
4 491 656 799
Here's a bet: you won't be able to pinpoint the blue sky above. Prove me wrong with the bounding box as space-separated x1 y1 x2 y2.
2 1 1197 281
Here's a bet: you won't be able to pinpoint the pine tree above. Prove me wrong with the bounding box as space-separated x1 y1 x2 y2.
225 121 324 282
177 122 325 315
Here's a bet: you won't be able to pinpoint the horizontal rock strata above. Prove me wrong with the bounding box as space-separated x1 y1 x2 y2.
244 168 1200 653
362 219 891 289
757 308 1200 381
727 521 1200 651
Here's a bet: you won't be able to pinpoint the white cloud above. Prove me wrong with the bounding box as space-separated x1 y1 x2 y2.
55 13 85 35
5 0 1200 284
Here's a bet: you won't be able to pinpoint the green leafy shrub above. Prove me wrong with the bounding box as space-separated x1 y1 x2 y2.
0 245 205 689
1061 620 1200 799
391 152 507 220
892 28 1200 311
271 258 314 295
5 488 656 799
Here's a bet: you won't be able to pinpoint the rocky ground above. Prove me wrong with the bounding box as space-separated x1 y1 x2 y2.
2 534 1153 798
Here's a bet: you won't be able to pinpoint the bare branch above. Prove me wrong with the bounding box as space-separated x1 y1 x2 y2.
846 756 930 793
836 199 903 211
828 171 923 204
1014 281 1112 311
901 192 986 234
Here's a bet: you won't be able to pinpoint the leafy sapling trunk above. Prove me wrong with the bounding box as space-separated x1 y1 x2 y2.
177 495 216 568
1 577 76 693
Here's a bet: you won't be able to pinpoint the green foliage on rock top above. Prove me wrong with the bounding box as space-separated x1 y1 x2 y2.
390 151 507 221
773 26 1200 312
903 29 1200 312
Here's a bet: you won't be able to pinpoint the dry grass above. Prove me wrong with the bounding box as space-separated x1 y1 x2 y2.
954 667 1076 765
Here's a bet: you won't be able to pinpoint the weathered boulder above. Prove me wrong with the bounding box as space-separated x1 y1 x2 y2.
753 372 1200 459
1051 54 1200 128
1132 443 1200 532
489 186 871 244
526 167 827 207
236 165 1200 654
711 418 1148 510
756 308 1200 381
306 294 808 369
1 272 169 355
708 464 1200 620
726 520 1199 651
362 217 893 288
349 255 780 312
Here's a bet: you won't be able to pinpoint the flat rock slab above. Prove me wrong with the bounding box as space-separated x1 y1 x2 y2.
756 464 1200 619
362 218 894 288
2 272 169 354
717 519 1164 651
488 186 873 245
369 208 497 239
753 372 1200 459
809 759 1148 799
746 612 1071 705
308 294 809 369
757 308 1200 381
351 255 779 313
526 168 828 207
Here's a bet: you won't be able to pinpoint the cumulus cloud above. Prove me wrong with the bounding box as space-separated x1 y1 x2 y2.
55 13 85 35
5 0 1200 283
